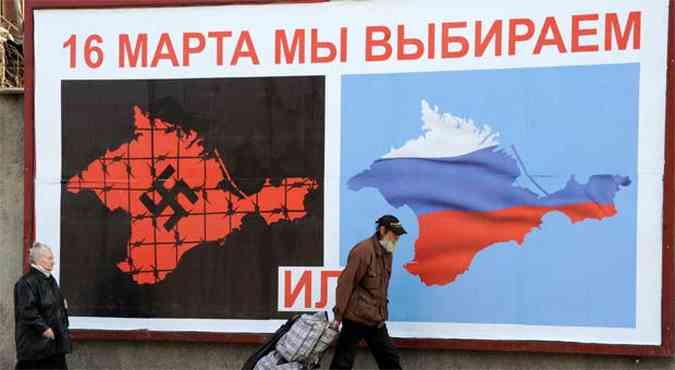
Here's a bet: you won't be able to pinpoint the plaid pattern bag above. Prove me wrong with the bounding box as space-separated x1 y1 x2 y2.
275 311 338 366
304 324 338 368
253 351 306 370
311 323 338 356
253 351 283 370
274 363 305 370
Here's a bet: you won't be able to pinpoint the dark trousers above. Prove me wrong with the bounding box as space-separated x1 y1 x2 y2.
329 319 402 370
16 354 68 370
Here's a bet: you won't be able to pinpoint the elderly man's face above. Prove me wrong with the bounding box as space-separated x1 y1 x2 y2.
384 230 400 242
38 248 55 272
379 226 400 242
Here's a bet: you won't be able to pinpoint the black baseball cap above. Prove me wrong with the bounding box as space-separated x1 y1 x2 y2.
376 215 407 235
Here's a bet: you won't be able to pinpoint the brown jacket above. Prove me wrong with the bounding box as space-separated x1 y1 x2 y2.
333 235 392 327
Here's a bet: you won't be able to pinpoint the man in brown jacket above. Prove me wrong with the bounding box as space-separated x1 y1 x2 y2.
329 215 406 370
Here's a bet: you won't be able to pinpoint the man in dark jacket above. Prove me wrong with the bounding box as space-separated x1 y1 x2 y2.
330 215 406 370
15 242 72 370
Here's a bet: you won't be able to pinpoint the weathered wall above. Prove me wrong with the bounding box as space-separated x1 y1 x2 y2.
0 91 24 370
2 91 675 369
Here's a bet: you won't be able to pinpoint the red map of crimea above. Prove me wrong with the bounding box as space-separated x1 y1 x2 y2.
66 106 318 285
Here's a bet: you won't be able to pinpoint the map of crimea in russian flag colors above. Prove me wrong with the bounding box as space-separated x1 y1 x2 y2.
348 100 630 286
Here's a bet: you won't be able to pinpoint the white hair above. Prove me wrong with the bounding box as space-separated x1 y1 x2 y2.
29 242 52 264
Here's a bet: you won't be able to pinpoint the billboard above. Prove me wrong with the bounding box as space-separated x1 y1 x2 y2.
26 0 674 355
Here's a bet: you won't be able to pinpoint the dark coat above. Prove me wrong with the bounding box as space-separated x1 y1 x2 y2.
333 236 393 327
14 267 72 361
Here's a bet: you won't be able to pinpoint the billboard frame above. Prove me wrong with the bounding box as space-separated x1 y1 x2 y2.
22 0 675 357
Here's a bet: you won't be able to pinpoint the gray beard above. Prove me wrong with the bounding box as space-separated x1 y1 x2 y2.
380 239 398 254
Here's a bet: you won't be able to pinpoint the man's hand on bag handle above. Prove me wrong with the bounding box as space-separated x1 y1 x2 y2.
42 328 55 340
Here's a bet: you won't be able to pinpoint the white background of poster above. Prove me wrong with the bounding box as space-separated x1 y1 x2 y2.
32 0 668 345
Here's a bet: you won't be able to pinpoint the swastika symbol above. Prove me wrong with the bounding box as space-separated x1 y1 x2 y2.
140 165 199 231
